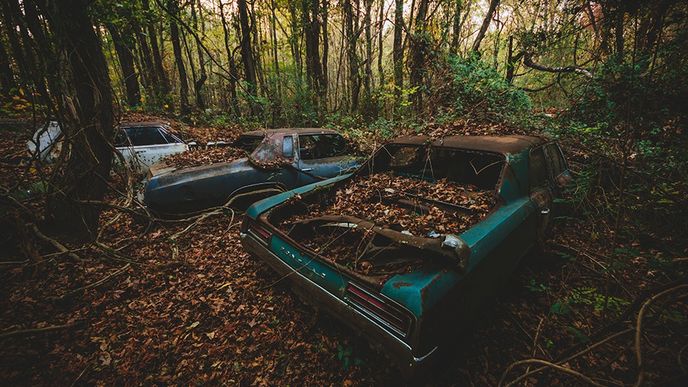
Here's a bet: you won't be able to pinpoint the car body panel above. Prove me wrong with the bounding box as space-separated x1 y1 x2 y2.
144 129 362 214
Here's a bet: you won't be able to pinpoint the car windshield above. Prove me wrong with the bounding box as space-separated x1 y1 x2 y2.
233 135 262 152
249 133 293 166
372 144 505 190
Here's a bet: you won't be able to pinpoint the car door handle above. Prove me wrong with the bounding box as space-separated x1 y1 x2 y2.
301 168 314 172
541 208 550 215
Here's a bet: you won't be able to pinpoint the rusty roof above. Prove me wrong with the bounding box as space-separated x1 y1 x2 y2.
391 135 548 154
242 127 339 137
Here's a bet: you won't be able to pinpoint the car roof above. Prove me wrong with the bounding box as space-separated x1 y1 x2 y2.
391 134 549 155
119 121 169 128
242 127 339 137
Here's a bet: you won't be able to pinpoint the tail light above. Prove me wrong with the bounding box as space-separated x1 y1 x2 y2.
245 219 272 245
345 283 412 337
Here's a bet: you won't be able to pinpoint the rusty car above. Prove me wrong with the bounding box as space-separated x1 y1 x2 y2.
240 135 571 373
143 128 362 214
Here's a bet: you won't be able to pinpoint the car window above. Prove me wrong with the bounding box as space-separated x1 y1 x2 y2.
232 135 262 152
124 127 167 146
159 128 181 144
299 134 348 160
529 147 549 188
544 143 566 178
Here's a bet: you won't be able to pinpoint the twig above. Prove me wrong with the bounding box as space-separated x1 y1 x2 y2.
58 263 131 299
504 328 634 386
29 223 82 261
499 358 605 387
633 284 688 387
0 323 74 339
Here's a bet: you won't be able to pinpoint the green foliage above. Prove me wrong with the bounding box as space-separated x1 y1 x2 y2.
552 287 629 317
446 55 532 123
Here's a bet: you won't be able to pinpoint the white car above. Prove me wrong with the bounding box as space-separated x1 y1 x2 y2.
28 121 192 173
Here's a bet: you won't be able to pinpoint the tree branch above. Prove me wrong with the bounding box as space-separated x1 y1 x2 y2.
523 52 593 78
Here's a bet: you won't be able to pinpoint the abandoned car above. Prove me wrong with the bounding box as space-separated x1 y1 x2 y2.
240 135 571 373
28 121 192 172
143 128 362 214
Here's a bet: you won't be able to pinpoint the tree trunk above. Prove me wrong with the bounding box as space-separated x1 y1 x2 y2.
107 24 141 107
143 0 170 100
302 0 324 99
450 0 462 55
134 22 159 104
472 0 500 53
237 0 258 113
37 0 115 238
321 0 329 103
218 0 240 116
364 0 373 97
410 0 429 112
168 0 190 114
393 0 404 102
288 0 303 82
0 36 16 93
1 0 33 90
343 0 360 112
377 0 384 87
191 0 207 109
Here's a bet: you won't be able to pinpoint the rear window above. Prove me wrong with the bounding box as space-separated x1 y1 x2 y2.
371 144 505 190
124 127 167 146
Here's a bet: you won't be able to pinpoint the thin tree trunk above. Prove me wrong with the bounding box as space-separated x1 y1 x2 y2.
343 0 360 112
0 29 17 93
321 0 329 104
218 0 240 116
377 0 384 88
472 0 500 53
191 0 207 109
450 0 462 54
238 0 258 113
393 0 404 102
410 0 429 112
143 0 170 100
364 0 373 97
302 0 324 101
107 24 141 107
168 0 190 114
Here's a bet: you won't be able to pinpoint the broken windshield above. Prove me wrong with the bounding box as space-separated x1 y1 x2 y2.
249 133 294 169
371 144 505 191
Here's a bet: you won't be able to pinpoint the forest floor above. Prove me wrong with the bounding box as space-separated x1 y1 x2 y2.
0 115 686 386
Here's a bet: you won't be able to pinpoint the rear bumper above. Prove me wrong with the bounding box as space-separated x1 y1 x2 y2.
240 233 437 374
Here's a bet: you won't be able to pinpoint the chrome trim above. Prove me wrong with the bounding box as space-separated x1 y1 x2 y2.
413 346 438 363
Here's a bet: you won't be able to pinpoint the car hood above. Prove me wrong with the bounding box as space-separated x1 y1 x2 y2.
148 157 254 188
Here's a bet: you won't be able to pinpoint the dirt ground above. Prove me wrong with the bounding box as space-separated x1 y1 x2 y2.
1 117 686 385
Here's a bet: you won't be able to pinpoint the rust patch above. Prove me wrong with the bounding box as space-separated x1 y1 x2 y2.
392 281 413 288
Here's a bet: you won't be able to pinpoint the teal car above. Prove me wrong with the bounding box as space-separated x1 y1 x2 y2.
240 135 570 374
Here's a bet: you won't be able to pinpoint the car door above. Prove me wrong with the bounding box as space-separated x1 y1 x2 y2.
529 146 554 248
296 133 359 185
248 133 300 191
